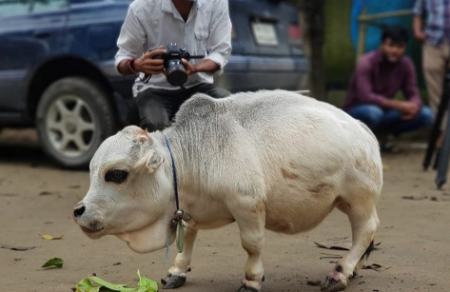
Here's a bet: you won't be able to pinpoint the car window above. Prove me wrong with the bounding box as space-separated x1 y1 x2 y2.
31 0 67 13
0 0 31 17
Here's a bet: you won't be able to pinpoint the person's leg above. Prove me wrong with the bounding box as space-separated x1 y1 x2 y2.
192 83 231 99
166 88 197 122
423 42 448 114
378 109 403 131
135 88 172 131
384 106 434 136
126 98 140 126
347 104 384 131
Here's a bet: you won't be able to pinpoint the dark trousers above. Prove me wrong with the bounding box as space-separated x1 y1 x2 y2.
136 83 230 131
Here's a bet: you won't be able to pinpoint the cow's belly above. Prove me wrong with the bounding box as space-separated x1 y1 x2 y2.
264 185 338 234
184 191 235 230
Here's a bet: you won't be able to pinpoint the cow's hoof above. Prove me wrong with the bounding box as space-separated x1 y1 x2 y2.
237 284 259 292
161 274 186 289
320 271 347 292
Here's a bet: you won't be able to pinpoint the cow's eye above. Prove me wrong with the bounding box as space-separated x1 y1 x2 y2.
105 169 128 184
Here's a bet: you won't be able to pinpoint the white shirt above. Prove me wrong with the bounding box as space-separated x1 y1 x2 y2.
115 0 232 95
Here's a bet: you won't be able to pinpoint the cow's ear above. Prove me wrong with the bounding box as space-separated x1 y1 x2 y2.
136 130 153 145
136 149 163 173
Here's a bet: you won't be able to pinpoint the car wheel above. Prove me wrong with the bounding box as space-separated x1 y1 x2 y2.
36 77 116 168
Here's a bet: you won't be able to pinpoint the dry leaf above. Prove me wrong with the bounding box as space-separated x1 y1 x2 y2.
362 263 391 272
41 234 63 240
1 244 36 251
402 195 428 201
314 241 350 251
306 280 321 286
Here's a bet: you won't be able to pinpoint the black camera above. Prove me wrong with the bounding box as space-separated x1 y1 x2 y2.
162 43 204 86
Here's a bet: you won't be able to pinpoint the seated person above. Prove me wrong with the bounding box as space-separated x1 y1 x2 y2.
345 26 433 143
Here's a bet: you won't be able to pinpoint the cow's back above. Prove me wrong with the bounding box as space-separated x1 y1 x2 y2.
222 90 381 188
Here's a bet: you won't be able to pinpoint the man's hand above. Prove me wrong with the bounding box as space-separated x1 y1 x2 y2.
399 101 420 120
414 30 426 42
181 58 197 75
182 58 220 75
381 99 420 120
134 47 167 75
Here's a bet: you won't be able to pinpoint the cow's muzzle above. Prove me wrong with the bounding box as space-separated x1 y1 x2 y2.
73 202 105 237
80 221 104 234
73 203 86 218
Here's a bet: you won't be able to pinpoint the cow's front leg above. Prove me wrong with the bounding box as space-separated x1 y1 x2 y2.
162 225 198 289
232 201 266 292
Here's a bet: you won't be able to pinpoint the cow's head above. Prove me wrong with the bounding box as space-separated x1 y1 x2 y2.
73 125 176 253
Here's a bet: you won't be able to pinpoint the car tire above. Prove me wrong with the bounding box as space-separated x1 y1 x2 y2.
36 77 116 168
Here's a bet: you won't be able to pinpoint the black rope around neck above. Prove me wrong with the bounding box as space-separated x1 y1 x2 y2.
163 134 180 211
162 133 191 253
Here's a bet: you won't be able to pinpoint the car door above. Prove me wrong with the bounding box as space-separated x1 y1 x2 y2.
66 0 132 99
0 0 68 122
66 0 128 66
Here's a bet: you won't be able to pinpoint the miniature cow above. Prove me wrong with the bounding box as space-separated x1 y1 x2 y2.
74 90 382 292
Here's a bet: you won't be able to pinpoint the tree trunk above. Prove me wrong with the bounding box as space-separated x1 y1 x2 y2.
298 0 326 98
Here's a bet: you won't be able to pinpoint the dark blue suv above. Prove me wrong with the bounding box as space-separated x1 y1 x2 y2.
0 0 308 167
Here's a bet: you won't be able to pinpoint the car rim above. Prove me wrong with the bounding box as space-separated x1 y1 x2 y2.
45 95 97 158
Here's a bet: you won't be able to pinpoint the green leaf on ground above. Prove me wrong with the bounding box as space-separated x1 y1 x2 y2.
41 257 63 269
74 278 100 292
89 276 129 291
137 270 159 292
75 271 158 292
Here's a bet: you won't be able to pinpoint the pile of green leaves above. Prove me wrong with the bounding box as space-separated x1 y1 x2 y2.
75 271 158 292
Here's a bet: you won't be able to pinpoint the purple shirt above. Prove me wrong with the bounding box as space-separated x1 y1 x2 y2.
345 50 422 109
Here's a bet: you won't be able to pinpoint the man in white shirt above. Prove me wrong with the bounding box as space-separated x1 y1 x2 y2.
115 0 232 131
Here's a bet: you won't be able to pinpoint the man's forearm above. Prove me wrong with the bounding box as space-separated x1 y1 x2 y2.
117 59 137 76
194 59 220 74
413 15 425 40
380 98 404 111
119 57 220 76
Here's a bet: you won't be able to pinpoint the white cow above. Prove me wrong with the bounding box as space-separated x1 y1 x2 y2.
74 90 382 292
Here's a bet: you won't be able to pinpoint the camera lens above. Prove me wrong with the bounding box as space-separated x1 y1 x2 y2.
166 59 187 86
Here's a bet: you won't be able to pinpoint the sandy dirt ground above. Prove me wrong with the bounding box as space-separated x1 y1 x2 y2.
1 129 450 292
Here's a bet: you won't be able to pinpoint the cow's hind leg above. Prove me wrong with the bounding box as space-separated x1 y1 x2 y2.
162 226 198 289
322 198 379 292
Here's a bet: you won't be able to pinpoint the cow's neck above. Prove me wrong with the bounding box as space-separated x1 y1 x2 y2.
162 132 187 218
158 130 190 206
160 129 203 209
159 128 236 229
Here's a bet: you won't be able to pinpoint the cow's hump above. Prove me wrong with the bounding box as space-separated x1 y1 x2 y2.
174 93 220 124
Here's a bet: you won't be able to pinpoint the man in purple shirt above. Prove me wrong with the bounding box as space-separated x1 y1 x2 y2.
345 26 432 141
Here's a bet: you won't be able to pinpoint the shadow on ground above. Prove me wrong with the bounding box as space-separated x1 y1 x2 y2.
0 128 57 168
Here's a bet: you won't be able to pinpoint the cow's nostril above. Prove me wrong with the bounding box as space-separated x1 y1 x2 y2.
73 205 86 218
